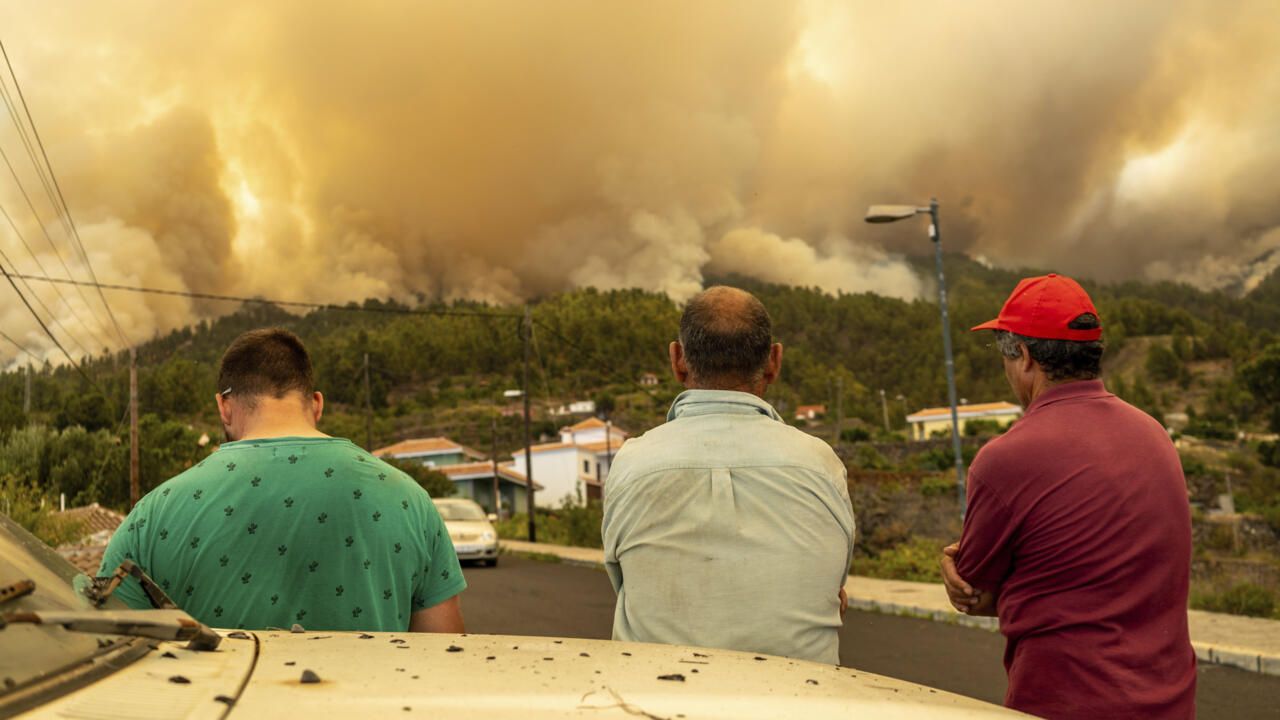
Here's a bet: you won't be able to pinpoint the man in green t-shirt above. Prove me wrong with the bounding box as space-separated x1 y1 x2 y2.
100 328 466 632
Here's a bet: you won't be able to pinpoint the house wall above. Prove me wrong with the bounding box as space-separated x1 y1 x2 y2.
451 479 474 499
911 413 1020 441
513 447 581 508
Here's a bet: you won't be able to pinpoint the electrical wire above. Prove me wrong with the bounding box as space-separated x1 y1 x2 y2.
0 326 36 361
0 259 98 389
10 271 523 319
0 207 95 358
0 38 130 348
0 144 114 350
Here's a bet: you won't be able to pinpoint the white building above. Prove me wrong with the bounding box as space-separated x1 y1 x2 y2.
510 418 627 507
549 399 597 417
906 402 1022 441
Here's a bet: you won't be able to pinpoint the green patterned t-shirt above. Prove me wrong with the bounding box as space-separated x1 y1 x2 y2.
99 436 465 631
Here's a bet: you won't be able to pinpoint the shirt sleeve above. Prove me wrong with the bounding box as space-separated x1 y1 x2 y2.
954 461 1017 593
97 504 153 610
412 497 467 612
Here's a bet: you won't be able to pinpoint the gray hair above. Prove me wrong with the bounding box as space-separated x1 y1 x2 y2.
679 286 772 385
994 313 1105 382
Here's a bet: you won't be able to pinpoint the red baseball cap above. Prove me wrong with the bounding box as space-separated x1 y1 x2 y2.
971 273 1102 341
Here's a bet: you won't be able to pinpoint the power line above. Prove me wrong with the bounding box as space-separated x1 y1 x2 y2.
0 326 36 361
11 271 524 320
0 142 114 350
0 259 98 389
13 272 658 404
0 38 129 348
0 205 95 358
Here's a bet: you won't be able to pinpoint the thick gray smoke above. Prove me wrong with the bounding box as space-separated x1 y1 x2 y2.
0 0 1277 364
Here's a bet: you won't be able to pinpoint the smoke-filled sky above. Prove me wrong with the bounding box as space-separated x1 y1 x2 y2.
1 0 1279 363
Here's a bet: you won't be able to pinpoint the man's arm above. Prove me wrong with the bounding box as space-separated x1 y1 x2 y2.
941 543 998 616
938 459 1015 616
409 594 464 632
97 506 152 609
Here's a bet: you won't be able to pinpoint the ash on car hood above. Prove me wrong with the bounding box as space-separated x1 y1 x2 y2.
231 631 1024 719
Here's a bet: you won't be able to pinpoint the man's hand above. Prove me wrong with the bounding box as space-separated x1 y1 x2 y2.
941 542 1000 617
941 542 980 613
838 586 848 619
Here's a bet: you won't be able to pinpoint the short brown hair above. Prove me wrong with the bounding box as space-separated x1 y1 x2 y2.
678 286 773 385
217 328 315 407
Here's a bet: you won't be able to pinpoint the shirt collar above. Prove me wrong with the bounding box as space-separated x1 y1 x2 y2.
667 389 784 423
1025 379 1110 414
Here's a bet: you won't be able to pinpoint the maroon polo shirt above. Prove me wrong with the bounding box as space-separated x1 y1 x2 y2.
955 380 1195 719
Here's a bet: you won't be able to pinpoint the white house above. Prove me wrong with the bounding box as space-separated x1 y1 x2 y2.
906 402 1022 441
510 418 627 507
549 399 597 417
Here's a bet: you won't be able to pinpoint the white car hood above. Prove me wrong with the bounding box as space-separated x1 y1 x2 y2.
23 629 1028 719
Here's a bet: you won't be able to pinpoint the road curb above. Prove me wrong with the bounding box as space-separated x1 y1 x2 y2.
498 539 1280 677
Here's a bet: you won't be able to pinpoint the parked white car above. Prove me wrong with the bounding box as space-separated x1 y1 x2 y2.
435 498 499 566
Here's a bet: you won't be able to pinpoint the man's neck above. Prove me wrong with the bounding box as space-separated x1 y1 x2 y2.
235 423 328 442
684 380 768 399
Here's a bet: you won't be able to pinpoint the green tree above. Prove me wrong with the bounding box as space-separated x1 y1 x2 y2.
384 458 454 498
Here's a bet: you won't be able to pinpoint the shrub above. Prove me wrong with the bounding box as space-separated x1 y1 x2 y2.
1259 441 1280 469
856 536 944 583
963 419 1002 437
849 444 891 471
840 427 871 443
0 475 83 547
384 458 454 498
919 475 955 498
1191 582 1278 619
496 502 603 548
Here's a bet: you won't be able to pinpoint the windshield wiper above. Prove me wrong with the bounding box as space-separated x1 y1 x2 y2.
0 561 221 651
2 608 222 651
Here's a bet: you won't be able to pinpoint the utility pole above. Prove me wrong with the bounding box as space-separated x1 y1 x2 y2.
23 363 31 415
832 375 843 445
129 348 140 508
604 419 613 484
522 306 537 542
879 389 890 432
928 200 967 516
363 352 373 451
490 413 501 517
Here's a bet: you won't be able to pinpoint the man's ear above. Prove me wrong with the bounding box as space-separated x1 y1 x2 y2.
1019 343 1035 373
669 342 690 385
762 343 784 385
311 391 325 425
216 393 233 428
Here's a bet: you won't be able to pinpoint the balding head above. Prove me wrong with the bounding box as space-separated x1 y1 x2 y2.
677 286 775 389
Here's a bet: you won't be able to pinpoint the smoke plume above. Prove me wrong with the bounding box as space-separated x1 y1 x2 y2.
1 0 1278 363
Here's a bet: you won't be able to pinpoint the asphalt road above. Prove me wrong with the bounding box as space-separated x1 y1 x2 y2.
462 555 1280 719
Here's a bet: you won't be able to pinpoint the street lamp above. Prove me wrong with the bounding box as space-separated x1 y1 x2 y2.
865 198 967 515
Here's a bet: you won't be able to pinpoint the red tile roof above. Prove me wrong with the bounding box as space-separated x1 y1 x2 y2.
55 503 126 542
907 401 1022 421
57 544 106 575
374 437 464 457
439 461 543 490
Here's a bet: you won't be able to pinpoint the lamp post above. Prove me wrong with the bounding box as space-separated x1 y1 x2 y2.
865 198 967 515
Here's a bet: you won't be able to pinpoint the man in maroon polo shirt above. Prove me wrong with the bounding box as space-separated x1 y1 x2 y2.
940 273 1196 719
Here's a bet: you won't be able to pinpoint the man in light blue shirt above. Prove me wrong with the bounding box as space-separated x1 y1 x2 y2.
603 286 855 664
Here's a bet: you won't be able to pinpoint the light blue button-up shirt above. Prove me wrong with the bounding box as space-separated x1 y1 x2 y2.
603 389 856 664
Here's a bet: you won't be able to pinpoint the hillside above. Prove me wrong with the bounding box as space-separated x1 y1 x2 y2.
1 255 1278 510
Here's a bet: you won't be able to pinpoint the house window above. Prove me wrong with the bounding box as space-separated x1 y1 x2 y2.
583 459 590 474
